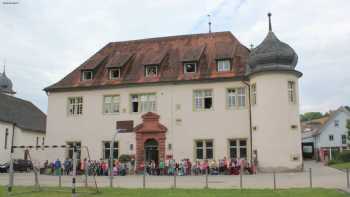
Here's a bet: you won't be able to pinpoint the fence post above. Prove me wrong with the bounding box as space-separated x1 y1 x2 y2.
273 171 276 191
173 168 177 189
347 168 349 188
58 169 62 188
309 168 312 188
84 163 88 188
143 170 146 189
72 145 77 197
240 168 243 190
205 168 208 189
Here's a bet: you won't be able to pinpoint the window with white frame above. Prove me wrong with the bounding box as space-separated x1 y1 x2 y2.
342 135 347 145
184 62 197 73
103 95 120 114
329 135 334 141
251 83 257 106
82 70 93 81
217 60 230 72
227 87 246 108
145 65 158 77
103 141 118 159
193 89 213 111
195 140 213 159
288 81 296 103
131 93 156 113
68 97 83 115
334 120 339 127
229 139 247 159
109 68 121 80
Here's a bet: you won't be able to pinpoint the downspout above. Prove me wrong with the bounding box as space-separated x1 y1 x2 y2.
242 81 253 166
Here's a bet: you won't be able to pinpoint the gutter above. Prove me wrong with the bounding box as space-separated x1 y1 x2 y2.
242 80 253 166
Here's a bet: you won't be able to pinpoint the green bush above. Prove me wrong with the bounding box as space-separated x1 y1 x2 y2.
327 160 339 165
336 150 350 162
119 154 132 163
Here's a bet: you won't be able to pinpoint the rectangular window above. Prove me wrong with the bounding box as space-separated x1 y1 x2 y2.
227 87 246 108
334 120 339 127
4 128 8 149
68 97 83 115
251 83 257 105
145 65 158 77
103 141 119 159
82 70 93 81
228 139 247 159
217 60 230 72
67 142 81 159
184 62 197 73
103 95 120 114
288 81 296 103
109 68 121 80
193 90 213 111
195 140 213 159
36 137 39 150
131 93 156 113
342 135 347 145
329 135 334 141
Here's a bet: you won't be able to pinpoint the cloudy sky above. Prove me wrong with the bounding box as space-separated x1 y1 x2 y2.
0 0 349 113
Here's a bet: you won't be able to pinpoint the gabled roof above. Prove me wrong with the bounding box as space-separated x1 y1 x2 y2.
303 106 350 138
44 31 249 92
0 93 46 133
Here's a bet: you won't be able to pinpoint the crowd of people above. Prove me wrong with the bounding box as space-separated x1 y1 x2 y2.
40 157 255 176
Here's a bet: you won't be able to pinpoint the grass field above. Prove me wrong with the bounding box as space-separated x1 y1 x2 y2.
0 187 348 197
330 162 350 170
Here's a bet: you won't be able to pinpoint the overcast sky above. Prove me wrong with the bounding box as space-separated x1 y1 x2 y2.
0 0 349 113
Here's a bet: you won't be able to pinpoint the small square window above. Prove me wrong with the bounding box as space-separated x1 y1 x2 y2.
329 135 334 141
184 62 197 73
217 60 230 72
145 65 158 77
82 71 93 81
334 120 339 127
109 68 120 80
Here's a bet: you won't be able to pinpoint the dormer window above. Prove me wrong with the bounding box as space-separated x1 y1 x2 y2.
82 70 93 81
109 68 121 80
145 65 158 77
217 60 231 72
184 62 197 73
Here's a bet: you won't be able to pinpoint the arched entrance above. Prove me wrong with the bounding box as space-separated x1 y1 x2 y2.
134 112 167 172
144 139 159 164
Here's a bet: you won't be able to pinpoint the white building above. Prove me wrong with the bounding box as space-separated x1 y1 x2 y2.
0 69 46 164
44 14 303 172
302 106 350 161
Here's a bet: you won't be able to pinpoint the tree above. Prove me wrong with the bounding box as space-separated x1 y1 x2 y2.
300 112 323 122
347 119 350 142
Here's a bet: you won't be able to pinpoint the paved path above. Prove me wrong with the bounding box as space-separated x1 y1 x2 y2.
0 161 348 189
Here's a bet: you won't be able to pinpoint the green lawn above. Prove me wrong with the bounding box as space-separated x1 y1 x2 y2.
0 187 348 197
330 162 350 170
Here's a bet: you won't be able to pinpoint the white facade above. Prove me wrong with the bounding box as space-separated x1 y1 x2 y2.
45 76 302 172
0 121 45 164
315 107 349 149
250 72 302 171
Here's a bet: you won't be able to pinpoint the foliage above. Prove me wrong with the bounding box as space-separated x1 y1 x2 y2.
335 150 350 163
300 112 324 122
330 162 350 170
347 119 350 141
118 154 132 163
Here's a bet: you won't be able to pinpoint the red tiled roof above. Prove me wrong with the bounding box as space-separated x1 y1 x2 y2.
45 31 250 92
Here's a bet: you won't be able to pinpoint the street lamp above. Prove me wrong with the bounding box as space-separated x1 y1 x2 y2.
109 128 126 188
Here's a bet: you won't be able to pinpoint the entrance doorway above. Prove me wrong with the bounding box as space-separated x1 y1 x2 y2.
144 139 159 164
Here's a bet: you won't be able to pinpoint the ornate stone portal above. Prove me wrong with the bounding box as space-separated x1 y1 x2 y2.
134 112 167 171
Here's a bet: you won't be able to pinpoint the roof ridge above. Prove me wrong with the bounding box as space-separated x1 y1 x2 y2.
110 31 232 45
